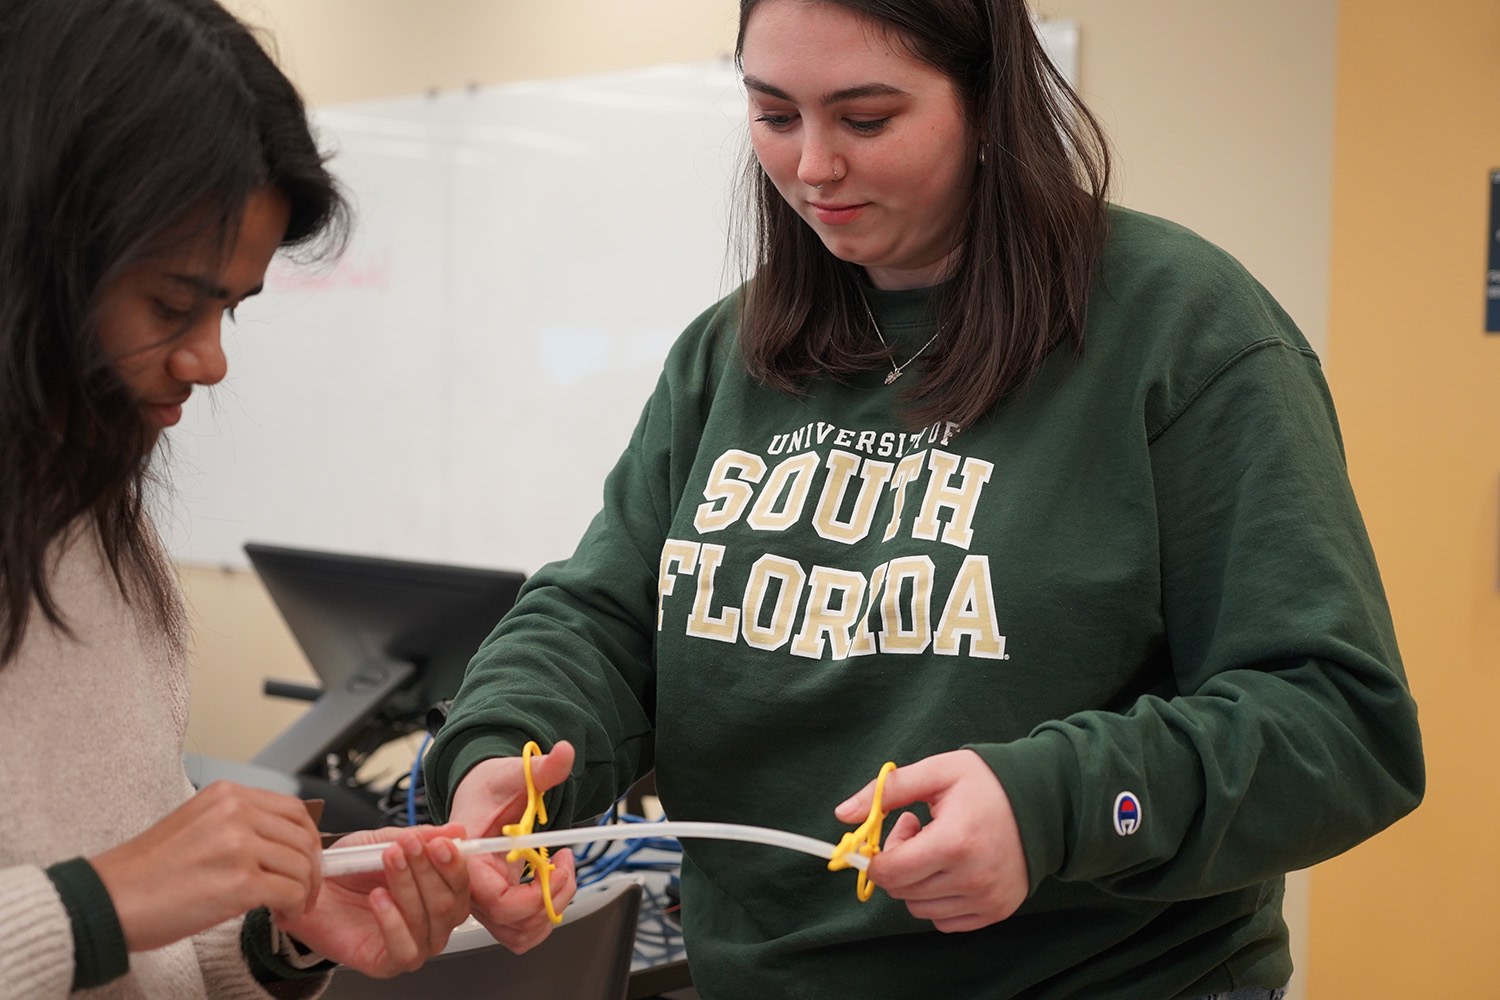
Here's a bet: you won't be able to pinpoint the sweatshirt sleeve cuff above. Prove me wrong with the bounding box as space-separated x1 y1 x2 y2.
44 857 128 990
425 729 531 822
241 908 335 985
966 729 1079 893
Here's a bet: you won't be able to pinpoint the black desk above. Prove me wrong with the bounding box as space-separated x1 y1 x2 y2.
321 868 695 999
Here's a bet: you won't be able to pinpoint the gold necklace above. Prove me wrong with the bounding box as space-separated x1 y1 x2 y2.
861 297 940 385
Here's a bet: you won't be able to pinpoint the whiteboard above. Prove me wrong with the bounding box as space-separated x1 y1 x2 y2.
1036 18 1079 87
159 60 748 572
159 22 1080 573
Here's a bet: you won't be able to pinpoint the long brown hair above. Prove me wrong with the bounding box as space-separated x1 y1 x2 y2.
733 0 1111 429
0 0 349 662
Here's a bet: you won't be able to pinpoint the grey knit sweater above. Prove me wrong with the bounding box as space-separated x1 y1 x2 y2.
0 523 318 999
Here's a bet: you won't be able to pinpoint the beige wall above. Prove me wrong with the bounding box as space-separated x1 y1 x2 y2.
1037 0 1337 353
224 0 741 104
178 563 315 764
188 1 1347 993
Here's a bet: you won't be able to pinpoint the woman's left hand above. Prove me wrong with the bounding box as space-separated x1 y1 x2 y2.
834 750 1028 933
275 823 471 978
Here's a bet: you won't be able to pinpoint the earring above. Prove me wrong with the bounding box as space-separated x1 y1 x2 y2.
978 143 988 166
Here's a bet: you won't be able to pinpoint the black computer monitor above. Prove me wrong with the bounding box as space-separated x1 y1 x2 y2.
244 542 525 778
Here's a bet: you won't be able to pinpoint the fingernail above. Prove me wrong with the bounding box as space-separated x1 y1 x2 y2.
403 836 423 858
432 839 453 864
389 846 408 871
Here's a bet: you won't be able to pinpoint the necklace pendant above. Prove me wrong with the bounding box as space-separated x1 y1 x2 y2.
885 370 902 385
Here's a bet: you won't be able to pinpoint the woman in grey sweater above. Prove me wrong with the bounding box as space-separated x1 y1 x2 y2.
0 1 470 996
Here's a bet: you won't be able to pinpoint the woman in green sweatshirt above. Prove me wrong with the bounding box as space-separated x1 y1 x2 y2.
428 1 1425 997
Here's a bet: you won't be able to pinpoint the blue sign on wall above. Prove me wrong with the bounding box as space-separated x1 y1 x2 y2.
1488 170 1500 333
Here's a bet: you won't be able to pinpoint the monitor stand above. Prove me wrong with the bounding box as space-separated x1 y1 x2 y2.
252 657 415 776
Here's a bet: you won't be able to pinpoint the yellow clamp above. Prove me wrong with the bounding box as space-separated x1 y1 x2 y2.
828 761 897 902
500 741 562 924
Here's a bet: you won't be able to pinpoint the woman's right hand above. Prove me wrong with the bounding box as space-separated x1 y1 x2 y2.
447 740 578 953
90 781 324 953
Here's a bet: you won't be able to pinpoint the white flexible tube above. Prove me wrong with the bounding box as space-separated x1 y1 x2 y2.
321 821 868 877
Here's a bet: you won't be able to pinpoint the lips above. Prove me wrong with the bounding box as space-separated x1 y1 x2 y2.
809 201 868 225
144 394 190 428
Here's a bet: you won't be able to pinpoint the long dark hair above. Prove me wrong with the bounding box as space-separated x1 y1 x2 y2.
0 0 349 662
733 0 1111 428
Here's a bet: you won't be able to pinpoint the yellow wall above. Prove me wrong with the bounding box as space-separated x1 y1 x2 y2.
1312 0 1500 993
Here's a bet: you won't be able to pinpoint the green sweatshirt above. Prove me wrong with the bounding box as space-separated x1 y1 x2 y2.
428 207 1423 999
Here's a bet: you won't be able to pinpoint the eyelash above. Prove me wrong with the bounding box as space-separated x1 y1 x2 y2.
154 301 191 323
153 300 240 324
754 113 796 131
753 113 891 136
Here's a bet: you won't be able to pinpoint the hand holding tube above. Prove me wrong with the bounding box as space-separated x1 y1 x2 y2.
447 740 578 953
835 749 1028 933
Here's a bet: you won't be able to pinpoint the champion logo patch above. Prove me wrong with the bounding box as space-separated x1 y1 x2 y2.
1113 791 1142 836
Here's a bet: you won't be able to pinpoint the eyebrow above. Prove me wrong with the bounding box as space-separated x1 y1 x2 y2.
166 273 263 301
743 76 911 106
